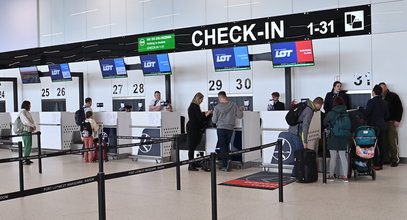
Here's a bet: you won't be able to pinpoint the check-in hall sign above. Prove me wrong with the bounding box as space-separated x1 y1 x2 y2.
173 4 371 51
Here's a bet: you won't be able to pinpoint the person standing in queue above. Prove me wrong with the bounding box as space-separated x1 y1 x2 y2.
323 97 350 182
212 91 244 172
379 82 403 167
289 97 324 177
149 91 173 112
365 85 389 170
324 81 349 113
83 111 99 163
19 100 37 165
186 92 212 171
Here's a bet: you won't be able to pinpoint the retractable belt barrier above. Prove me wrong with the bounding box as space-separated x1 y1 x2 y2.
0 133 284 220
0 137 173 164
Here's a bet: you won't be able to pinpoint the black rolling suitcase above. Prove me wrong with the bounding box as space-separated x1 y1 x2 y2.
295 149 318 183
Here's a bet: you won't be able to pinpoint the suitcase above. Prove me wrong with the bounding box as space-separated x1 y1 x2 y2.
93 139 108 162
295 149 318 183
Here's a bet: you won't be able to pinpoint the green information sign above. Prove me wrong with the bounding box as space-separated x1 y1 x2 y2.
138 34 175 52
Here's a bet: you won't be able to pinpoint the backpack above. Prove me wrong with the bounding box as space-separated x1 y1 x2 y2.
285 102 309 126
331 112 351 137
13 117 23 134
75 107 86 126
80 121 92 138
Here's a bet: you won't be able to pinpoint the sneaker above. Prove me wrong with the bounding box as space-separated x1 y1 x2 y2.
327 176 335 182
341 176 349 183
23 160 31 165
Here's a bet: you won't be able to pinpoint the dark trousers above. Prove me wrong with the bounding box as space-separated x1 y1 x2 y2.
374 128 386 167
216 129 234 167
187 131 203 161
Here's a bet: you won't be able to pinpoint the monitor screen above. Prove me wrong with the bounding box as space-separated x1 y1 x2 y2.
271 40 315 68
212 46 250 72
49 63 72 82
141 54 172 76
99 58 128 79
19 66 41 84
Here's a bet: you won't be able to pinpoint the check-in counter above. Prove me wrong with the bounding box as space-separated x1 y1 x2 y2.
93 112 132 158
39 112 77 150
260 111 321 172
205 111 261 168
10 112 40 150
130 111 180 162
0 113 12 147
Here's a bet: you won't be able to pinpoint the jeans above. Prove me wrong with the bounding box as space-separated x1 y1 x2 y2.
286 132 304 176
216 129 234 167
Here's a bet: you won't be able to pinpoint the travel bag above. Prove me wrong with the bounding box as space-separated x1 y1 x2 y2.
295 149 318 183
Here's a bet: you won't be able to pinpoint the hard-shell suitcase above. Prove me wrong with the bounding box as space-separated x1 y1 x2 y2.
295 149 318 183
93 139 108 162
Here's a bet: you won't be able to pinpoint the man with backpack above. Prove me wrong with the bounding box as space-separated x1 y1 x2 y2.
287 97 323 177
75 97 93 126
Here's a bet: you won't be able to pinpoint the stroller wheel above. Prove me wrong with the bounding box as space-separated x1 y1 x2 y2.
354 170 358 180
372 170 376 181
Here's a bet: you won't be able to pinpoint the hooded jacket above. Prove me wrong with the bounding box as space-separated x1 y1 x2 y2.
212 101 243 130
323 104 350 151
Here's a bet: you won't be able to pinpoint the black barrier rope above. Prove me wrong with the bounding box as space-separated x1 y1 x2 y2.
108 135 175 140
0 176 96 202
0 138 173 164
0 142 19 146
0 132 41 139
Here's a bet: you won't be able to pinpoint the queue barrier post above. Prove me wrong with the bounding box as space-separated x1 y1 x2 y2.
210 153 217 220
97 133 106 220
175 135 181 191
322 129 327 184
36 132 42 174
18 141 24 193
277 139 283 203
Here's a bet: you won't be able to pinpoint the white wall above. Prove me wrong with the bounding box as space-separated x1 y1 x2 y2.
1 0 407 157
0 0 38 52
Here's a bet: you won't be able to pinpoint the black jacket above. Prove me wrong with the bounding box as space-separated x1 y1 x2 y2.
383 90 403 122
324 91 349 113
186 103 207 131
273 101 285 110
365 96 389 130
186 103 209 148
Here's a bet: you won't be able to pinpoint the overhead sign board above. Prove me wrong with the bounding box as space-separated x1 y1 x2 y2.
138 34 175 52
1 5 371 69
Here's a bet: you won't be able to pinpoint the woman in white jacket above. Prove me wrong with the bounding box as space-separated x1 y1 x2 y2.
19 100 36 165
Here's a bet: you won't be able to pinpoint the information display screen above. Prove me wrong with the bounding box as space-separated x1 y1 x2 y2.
212 46 250 71
19 66 41 84
271 40 314 68
99 58 128 79
140 54 172 76
49 63 72 82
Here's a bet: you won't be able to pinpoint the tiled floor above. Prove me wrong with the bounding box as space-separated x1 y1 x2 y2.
0 148 406 220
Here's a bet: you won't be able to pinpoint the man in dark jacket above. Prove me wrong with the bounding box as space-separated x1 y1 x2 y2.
365 85 389 170
380 82 403 167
